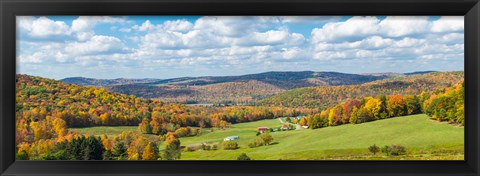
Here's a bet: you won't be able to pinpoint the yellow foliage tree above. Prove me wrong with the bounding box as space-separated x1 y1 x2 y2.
142 142 157 160
364 97 382 120
29 121 44 141
52 118 67 137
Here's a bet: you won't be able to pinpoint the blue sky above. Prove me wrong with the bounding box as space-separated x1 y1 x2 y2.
16 16 464 79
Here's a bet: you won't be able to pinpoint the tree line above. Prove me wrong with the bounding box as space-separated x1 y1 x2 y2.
299 80 464 129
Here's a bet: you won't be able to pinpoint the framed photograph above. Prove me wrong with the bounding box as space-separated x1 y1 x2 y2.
1 0 479 175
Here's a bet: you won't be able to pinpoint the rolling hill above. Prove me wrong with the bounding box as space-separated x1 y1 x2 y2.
62 71 394 88
144 71 394 89
62 71 397 104
71 114 464 160
60 77 161 86
258 71 463 109
178 114 463 160
109 80 286 104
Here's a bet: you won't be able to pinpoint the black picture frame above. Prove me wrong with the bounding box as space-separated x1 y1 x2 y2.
1 0 479 175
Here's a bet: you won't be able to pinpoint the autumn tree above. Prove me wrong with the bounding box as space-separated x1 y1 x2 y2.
364 97 382 120
404 95 421 115
328 105 343 126
142 142 158 160
163 132 181 160
126 137 148 160
52 117 67 137
386 95 406 117
139 118 152 134
299 117 308 126
259 133 274 145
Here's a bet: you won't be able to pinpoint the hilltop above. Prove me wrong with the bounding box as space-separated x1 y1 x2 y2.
258 71 463 109
62 71 395 104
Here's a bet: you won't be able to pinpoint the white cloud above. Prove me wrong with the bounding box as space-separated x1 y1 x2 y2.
431 16 464 33
378 16 430 37
72 16 126 32
394 38 425 48
17 16 35 32
65 35 128 55
133 20 156 31
280 47 305 60
71 16 127 40
18 52 46 63
279 16 341 24
193 16 271 37
163 20 193 32
237 30 305 46
311 16 380 42
436 32 464 44
132 19 194 33
311 16 460 43
18 16 71 38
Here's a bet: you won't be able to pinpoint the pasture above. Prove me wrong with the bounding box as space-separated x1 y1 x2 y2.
70 114 464 160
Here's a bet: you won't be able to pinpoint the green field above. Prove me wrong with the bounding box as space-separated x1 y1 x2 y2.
70 114 464 160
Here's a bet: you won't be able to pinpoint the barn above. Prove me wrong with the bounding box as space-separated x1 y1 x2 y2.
258 127 268 133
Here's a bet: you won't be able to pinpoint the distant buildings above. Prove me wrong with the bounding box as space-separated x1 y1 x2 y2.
224 136 239 141
258 127 268 133
281 124 289 130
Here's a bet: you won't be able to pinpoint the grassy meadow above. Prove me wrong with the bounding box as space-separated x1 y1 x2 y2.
71 114 464 160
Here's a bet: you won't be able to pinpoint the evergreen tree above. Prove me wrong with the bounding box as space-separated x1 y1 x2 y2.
237 153 251 160
112 142 127 160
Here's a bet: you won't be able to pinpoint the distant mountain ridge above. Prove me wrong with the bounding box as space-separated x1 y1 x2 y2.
62 71 398 88
146 71 395 89
404 71 437 75
60 70 441 104
60 77 161 86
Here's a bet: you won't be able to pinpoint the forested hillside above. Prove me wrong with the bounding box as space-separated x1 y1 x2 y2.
16 74 316 160
64 71 394 105
143 71 392 89
18 74 169 127
17 75 314 129
111 80 286 104
258 71 463 109
61 77 161 86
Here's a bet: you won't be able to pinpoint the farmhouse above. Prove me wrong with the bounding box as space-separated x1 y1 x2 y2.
224 136 239 141
281 124 289 130
258 127 268 133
